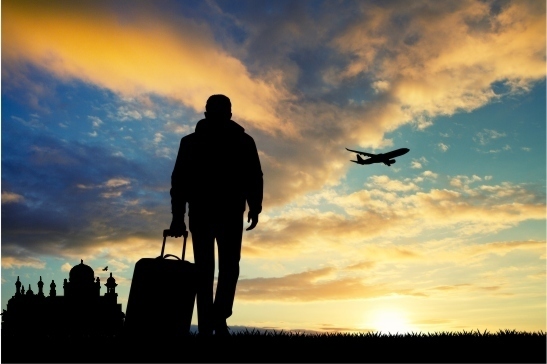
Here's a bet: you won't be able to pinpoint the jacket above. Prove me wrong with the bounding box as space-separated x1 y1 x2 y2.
170 118 263 218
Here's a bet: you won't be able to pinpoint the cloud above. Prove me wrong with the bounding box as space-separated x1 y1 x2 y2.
474 129 507 145
438 143 449 152
330 0 545 117
153 133 164 144
1 1 545 279
106 259 130 272
366 175 419 192
1 134 175 262
422 171 438 179
346 261 377 271
243 176 545 259
3 0 545 216
449 174 482 189
61 262 72 272
2 0 291 136
104 178 131 188
1 256 46 269
165 121 192 135
237 267 390 302
410 157 430 170
2 191 25 204
77 177 132 198
465 240 545 257
88 116 103 128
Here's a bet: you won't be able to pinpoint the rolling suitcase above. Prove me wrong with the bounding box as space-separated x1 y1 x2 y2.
124 229 197 338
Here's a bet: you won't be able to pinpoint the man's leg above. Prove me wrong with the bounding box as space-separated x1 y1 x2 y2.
213 213 243 326
189 214 216 335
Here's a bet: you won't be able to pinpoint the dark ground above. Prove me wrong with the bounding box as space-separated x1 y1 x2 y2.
2 330 546 363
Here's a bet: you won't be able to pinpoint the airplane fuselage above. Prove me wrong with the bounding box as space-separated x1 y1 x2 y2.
347 147 409 166
376 148 410 160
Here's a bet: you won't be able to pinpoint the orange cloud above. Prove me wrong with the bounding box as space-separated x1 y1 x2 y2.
1 191 25 204
236 267 390 302
243 176 545 259
1 256 46 269
331 1 545 119
2 0 292 135
3 0 544 214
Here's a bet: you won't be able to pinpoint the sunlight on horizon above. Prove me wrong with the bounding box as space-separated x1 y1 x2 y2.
369 309 416 335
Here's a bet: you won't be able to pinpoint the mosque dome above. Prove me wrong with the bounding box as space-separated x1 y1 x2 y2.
69 259 95 284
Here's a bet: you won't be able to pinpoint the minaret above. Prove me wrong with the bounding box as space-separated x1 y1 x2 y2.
95 277 101 295
15 276 22 296
50 280 57 297
105 273 118 297
21 285 25 295
37 276 45 297
63 278 69 296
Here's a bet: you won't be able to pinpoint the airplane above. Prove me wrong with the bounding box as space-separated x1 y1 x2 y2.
102 266 108 271
346 147 409 166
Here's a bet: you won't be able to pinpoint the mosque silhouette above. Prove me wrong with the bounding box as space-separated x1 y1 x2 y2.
2 260 125 336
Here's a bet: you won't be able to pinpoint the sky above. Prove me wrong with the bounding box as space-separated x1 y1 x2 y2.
1 0 545 334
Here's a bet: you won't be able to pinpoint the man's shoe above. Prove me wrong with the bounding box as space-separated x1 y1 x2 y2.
214 320 231 337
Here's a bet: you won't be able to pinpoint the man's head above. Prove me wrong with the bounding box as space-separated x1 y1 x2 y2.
205 94 232 121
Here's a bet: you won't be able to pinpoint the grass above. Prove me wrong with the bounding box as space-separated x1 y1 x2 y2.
2 329 546 363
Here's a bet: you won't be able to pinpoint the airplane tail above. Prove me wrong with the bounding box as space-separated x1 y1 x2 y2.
357 155 364 163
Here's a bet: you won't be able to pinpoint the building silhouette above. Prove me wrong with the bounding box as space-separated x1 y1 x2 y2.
2 260 125 336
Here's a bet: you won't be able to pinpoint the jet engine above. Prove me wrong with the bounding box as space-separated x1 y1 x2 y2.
388 159 396 164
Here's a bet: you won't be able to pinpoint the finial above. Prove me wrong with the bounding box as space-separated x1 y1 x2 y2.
81 259 83 264
110 272 113 277
40 276 42 281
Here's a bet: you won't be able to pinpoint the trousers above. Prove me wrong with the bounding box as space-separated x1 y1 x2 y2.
189 211 243 333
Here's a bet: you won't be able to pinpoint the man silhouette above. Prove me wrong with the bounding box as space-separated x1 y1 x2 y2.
169 94 263 336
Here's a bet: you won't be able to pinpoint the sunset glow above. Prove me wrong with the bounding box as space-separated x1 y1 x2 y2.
1 0 545 334
370 309 414 335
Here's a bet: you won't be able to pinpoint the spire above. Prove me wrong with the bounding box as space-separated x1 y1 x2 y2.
37 276 45 297
50 280 57 297
26 284 34 296
15 276 22 296
95 277 101 295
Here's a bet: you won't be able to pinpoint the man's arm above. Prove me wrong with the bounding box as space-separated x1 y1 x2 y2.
170 138 189 237
245 136 263 231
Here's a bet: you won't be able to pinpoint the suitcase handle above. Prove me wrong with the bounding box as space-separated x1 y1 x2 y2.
160 229 189 261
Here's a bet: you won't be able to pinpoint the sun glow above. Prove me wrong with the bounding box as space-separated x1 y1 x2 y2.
370 309 415 334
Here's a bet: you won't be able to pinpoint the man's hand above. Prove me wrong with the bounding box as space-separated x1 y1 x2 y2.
169 217 187 238
246 212 259 231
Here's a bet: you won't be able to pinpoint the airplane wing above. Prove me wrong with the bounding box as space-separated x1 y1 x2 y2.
346 148 376 157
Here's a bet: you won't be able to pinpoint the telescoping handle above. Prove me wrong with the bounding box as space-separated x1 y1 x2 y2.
161 229 189 261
